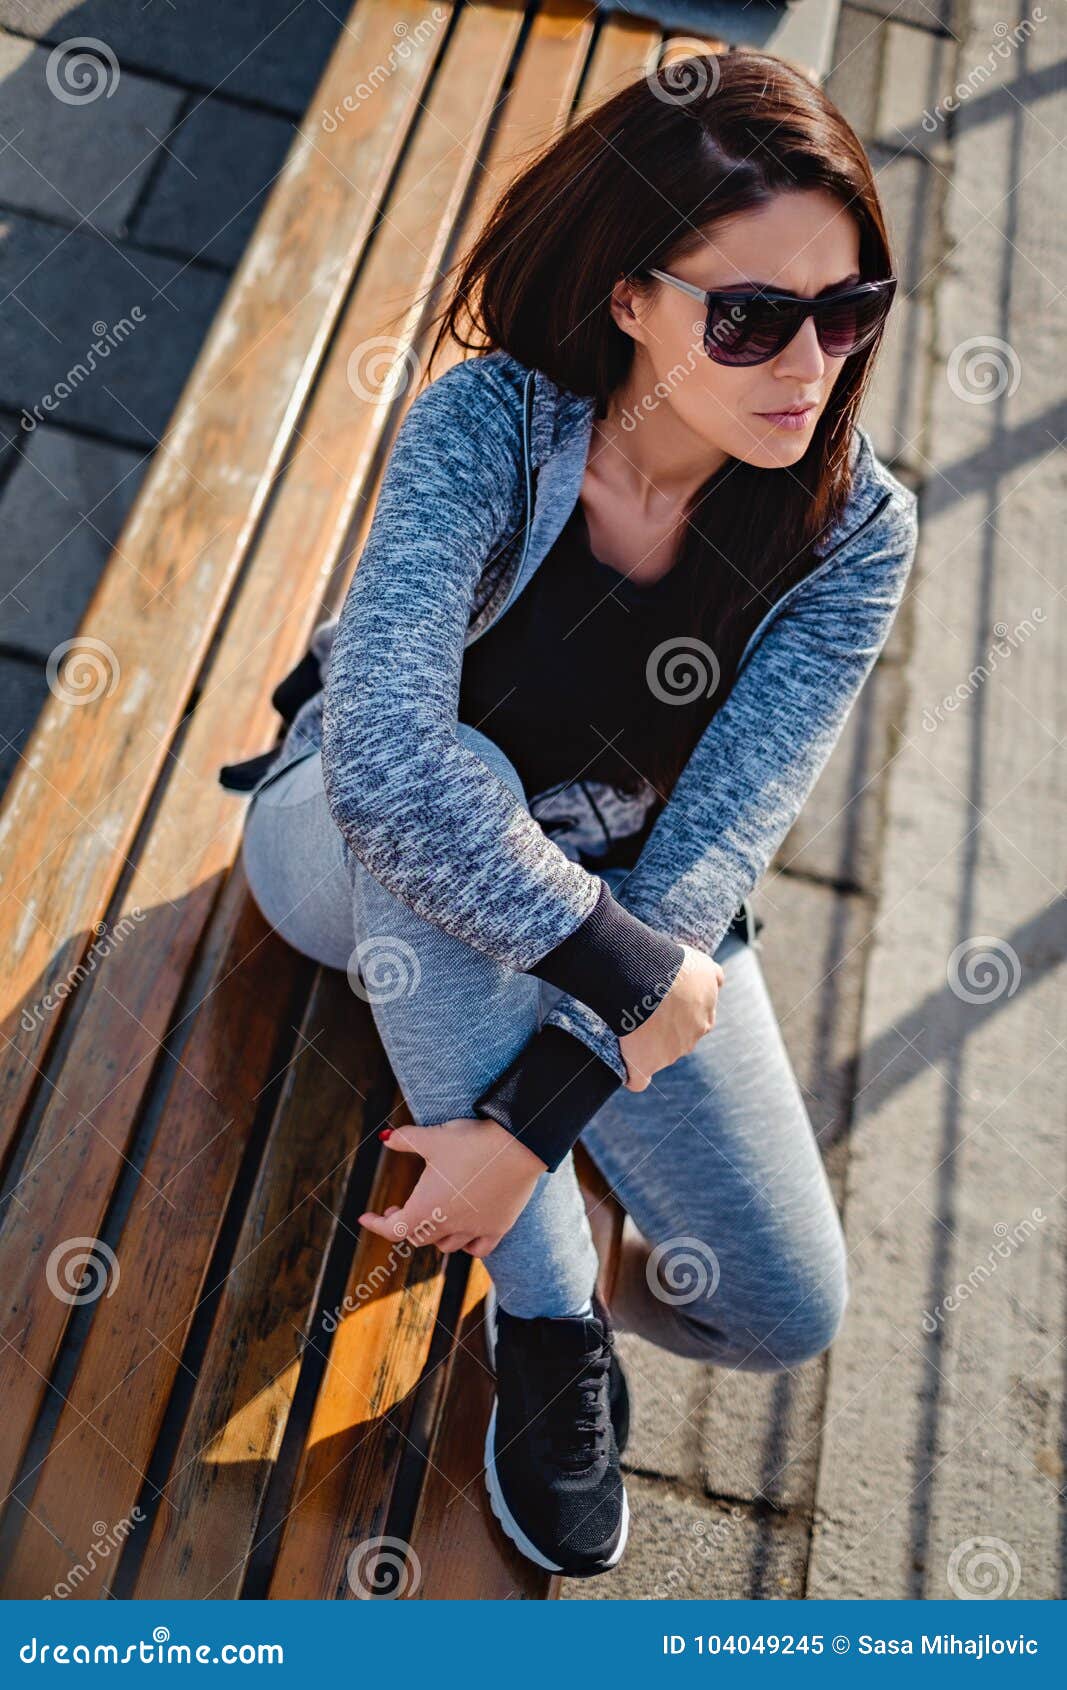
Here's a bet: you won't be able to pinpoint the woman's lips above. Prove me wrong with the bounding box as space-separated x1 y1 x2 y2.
756 405 817 431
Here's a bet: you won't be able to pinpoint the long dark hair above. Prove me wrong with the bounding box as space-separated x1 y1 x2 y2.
424 48 895 798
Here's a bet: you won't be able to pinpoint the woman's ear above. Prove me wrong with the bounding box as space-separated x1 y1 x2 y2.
608 273 647 347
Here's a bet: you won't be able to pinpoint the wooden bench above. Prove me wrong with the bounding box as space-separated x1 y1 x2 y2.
0 0 833 1600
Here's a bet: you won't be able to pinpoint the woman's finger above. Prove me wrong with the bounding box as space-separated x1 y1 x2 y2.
465 1236 498 1258
358 1208 413 1242
379 1125 438 1161
434 1233 469 1255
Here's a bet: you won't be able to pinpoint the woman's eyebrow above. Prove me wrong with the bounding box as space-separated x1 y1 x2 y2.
717 271 863 294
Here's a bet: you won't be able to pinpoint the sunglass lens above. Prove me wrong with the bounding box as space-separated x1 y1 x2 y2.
705 297 792 366
817 287 893 356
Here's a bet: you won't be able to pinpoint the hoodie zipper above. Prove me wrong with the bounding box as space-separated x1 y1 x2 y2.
734 488 894 678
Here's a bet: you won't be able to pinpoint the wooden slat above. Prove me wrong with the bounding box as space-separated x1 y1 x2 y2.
0 0 447 1156
2 888 305 1597
575 8 663 112
266 1145 444 1599
129 982 387 1600
0 0 522 1529
409 1265 552 1598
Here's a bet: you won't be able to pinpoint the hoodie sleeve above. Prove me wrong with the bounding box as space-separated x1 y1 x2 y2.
320 357 685 1032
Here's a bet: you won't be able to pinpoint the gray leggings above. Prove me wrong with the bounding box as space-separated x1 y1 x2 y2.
240 723 848 1370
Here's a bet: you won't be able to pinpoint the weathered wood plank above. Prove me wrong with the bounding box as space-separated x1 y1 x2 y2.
2 888 303 1597
0 0 520 1529
0 0 447 1154
130 980 387 1600
266 1145 444 1599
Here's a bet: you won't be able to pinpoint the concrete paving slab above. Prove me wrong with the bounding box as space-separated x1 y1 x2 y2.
777 656 907 893
0 210 228 444
132 95 295 269
808 0 1066 1600
862 147 941 468
877 18 957 163
848 0 963 34
561 1475 810 1599
0 424 147 654
0 2 346 115
0 34 183 235
0 653 50 797
751 879 882 1185
825 3 887 142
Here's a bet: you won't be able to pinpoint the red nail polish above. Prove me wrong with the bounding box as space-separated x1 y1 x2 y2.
378 1128 393 1142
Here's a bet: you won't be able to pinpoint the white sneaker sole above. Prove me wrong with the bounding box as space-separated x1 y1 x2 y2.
481 1285 629 1576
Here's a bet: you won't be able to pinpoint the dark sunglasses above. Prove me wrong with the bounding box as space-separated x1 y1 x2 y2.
646 268 897 366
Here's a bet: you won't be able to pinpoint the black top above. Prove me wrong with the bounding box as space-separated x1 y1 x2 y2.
458 499 689 802
463 501 700 1170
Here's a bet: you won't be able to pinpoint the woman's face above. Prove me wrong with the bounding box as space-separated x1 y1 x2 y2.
612 188 863 469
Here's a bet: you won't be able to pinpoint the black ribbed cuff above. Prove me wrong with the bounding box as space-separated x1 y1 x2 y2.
472 1025 623 1173
529 879 685 1035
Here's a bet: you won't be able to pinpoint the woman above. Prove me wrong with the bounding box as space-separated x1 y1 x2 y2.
230 50 918 1580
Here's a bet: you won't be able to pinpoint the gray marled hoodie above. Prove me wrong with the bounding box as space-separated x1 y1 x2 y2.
248 347 918 1165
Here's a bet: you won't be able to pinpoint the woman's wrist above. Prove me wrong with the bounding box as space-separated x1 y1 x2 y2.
528 878 685 1035
472 1023 624 1172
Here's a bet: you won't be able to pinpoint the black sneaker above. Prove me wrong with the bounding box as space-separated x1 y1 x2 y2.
482 1285 629 1576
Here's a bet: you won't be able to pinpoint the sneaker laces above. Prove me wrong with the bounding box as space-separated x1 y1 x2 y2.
540 1341 612 1470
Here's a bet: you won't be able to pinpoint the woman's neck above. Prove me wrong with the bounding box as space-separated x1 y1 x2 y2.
592 355 729 517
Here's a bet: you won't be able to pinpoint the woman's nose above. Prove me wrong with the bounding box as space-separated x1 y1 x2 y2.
774 313 827 382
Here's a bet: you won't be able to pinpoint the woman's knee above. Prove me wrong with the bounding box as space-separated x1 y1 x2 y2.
673 1233 850 1371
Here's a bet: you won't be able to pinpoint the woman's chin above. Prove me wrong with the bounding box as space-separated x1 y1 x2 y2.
737 435 813 470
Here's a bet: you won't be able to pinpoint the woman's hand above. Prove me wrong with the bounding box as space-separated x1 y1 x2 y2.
358 1117 546 1257
618 942 725 1092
